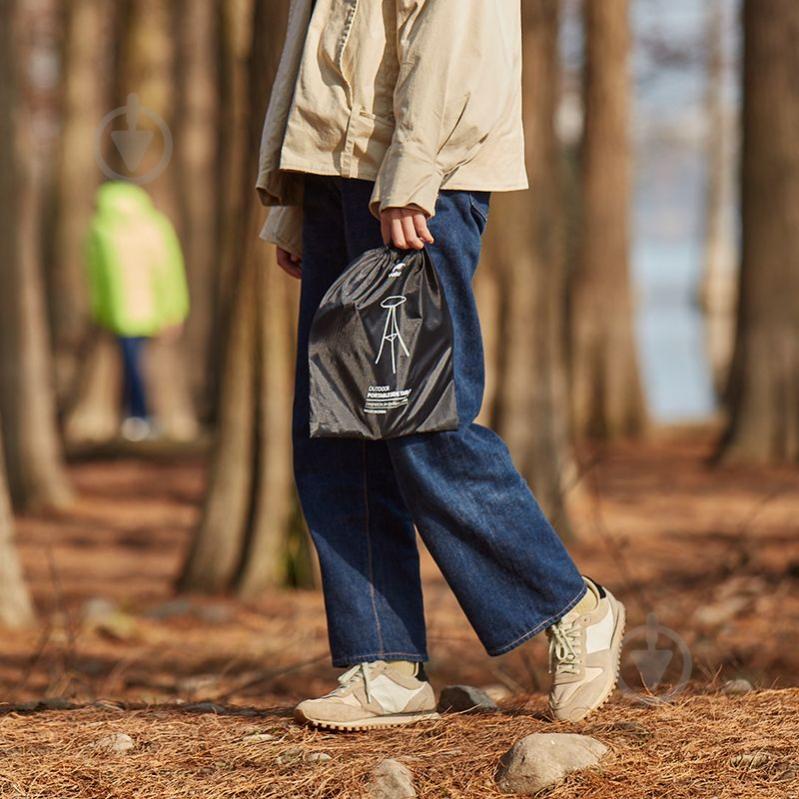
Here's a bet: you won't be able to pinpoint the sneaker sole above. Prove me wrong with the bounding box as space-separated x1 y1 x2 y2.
294 706 440 732
551 595 627 722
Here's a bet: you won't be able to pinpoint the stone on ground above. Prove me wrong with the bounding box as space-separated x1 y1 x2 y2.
482 683 513 703
367 759 416 799
722 678 753 695
438 685 498 713
95 732 135 753
495 733 608 794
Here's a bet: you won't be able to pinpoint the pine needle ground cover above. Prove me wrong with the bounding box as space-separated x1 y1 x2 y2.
2 431 798 797
1 690 797 798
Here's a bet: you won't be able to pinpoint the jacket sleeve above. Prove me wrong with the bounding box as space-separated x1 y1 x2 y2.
155 216 191 328
369 0 506 219
85 228 111 330
260 204 304 258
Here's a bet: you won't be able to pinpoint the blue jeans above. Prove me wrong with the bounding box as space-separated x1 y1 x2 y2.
295 174 586 667
118 336 149 420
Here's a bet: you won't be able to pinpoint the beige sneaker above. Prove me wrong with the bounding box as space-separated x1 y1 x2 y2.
547 579 626 722
294 661 439 731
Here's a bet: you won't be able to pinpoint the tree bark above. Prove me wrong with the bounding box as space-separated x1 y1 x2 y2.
720 0 799 462
0 0 73 510
175 0 221 419
209 0 258 415
486 0 576 536
699 0 737 397
569 0 647 440
115 0 198 440
180 0 300 595
50 0 113 408
0 427 35 629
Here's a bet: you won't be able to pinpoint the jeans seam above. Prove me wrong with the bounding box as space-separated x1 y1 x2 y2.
334 651 428 665
467 193 489 227
486 583 588 657
362 441 385 655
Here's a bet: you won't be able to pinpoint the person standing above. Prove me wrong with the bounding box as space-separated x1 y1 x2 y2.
86 181 189 441
257 0 625 730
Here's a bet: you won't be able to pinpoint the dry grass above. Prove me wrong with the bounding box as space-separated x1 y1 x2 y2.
1 689 797 798
2 432 799 796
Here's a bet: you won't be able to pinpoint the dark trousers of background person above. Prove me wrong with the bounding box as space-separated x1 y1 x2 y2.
292 174 587 668
118 336 149 420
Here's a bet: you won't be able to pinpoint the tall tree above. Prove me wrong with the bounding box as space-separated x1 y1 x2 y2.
0 426 35 629
50 0 112 406
0 0 72 509
55 0 122 446
114 0 198 440
699 0 737 396
180 0 301 596
721 0 799 462
175 0 221 417
485 0 577 536
569 0 646 439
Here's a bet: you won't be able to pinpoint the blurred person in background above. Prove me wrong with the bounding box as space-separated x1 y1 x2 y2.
257 0 626 731
85 181 189 442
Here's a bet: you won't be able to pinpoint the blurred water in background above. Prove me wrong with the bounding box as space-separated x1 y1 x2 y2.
632 0 740 423
562 0 740 424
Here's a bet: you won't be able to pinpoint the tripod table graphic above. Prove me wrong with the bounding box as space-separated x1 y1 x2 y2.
375 295 410 374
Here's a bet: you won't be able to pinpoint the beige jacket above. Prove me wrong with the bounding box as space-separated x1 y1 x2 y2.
257 0 528 257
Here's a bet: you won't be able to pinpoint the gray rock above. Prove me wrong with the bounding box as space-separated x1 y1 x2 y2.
82 598 138 640
195 604 233 624
438 685 498 713
95 733 135 754
694 596 749 627
495 733 608 794
368 759 416 799
274 747 332 766
143 598 192 619
82 598 119 621
482 684 513 703
722 678 753 695
276 746 305 765
242 733 276 743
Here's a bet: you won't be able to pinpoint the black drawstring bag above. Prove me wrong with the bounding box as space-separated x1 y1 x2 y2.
308 245 459 439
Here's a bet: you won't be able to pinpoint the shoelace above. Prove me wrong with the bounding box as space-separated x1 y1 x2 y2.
548 621 582 676
332 662 375 704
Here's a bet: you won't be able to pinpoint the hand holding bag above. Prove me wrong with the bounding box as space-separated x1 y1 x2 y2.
308 245 459 439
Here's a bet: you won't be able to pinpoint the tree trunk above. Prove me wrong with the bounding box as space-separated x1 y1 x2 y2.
699 0 737 397
569 0 647 440
50 0 113 409
720 0 799 462
175 0 220 419
0 0 72 510
209 0 257 415
115 0 198 440
180 0 300 595
486 0 576 537
0 427 35 629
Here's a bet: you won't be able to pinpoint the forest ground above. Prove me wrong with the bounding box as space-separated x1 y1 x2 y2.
1 427 798 798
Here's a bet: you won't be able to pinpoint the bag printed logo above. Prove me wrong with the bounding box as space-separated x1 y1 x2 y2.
375 295 409 374
308 246 458 440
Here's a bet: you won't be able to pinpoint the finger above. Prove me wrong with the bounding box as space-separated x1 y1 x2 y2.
401 214 423 249
391 216 408 249
380 213 392 246
280 261 301 278
414 213 435 244
277 248 302 279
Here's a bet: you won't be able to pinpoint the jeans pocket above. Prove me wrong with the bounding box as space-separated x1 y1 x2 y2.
468 191 491 231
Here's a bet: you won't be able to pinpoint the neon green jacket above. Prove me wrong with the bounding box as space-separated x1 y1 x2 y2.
86 182 189 337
